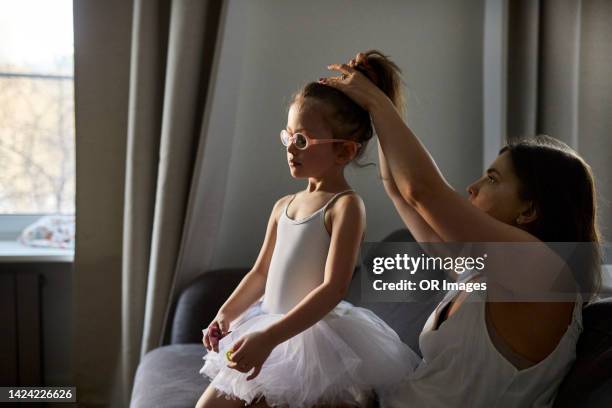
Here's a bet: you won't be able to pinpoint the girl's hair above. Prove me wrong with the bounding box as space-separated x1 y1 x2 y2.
500 135 602 300
290 50 404 164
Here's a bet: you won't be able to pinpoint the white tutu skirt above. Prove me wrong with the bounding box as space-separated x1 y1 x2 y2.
199 299 420 408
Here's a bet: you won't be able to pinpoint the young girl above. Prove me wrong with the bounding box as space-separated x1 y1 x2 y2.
196 53 419 408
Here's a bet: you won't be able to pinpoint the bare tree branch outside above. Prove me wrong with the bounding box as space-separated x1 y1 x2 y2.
0 0 75 216
0 61 75 214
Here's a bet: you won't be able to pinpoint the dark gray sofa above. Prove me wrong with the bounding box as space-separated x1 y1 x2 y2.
131 233 612 407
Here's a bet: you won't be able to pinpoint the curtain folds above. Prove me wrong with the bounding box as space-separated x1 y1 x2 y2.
74 0 226 406
506 0 611 240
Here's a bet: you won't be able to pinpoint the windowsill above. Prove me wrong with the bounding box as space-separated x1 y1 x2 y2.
0 240 74 263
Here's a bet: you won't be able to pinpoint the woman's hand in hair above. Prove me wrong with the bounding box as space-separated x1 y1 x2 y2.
320 61 390 112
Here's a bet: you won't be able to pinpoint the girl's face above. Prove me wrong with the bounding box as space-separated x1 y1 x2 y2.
466 151 533 226
284 101 341 179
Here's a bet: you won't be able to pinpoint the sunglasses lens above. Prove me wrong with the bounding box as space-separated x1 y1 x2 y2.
295 134 307 149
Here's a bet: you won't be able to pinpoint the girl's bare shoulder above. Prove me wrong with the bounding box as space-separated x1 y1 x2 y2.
326 191 366 223
330 191 364 211
271 194 294 221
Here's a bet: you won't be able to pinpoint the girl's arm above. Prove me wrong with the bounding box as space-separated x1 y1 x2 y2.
216 196 289 322
263 194 365 346
205 197 288 352
378 139 442 243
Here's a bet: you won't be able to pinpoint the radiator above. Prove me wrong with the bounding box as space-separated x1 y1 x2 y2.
0 272 43 386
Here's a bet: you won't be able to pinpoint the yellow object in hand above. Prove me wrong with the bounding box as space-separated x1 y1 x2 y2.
226 350 233 362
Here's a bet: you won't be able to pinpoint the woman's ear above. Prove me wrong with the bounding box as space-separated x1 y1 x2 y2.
516 201 537 225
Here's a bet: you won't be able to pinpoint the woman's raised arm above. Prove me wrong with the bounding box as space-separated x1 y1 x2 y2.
321 62 569 295
322 64 537 244
377 139 442 243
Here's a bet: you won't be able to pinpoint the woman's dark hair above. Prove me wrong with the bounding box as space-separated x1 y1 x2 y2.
500 135 602 299
290 50 404 165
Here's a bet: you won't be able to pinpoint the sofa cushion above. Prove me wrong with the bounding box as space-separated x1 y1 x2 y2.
131 344 208 408
170 268 248 344
553 297 612 407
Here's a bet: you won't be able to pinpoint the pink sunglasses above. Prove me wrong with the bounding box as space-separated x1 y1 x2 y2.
280 130 361 150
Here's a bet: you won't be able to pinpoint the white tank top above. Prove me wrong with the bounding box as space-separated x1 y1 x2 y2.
381 269 583 407
261 190 354 314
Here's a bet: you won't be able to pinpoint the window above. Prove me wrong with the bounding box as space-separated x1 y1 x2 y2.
0 0 75 216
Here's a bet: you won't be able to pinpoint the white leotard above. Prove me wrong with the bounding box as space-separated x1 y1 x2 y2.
261 190 353 314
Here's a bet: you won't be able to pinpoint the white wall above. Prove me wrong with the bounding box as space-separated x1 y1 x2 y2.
212 0 485 268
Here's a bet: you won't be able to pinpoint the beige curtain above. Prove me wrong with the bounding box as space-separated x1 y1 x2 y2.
73 0 229 406
506 0 612 241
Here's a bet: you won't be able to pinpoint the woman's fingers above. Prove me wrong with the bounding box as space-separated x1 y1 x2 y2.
355 52 368 65
318 77 340 89
327 63 355 76
319 63 354 86
350 52 368 66
320 60 381 111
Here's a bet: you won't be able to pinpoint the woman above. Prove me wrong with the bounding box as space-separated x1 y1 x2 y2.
317 51 601 407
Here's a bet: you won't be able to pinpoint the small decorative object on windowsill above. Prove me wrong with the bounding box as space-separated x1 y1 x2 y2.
18 215 75 249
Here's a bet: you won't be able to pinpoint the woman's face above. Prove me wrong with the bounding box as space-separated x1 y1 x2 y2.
284 101 339 179
466 151 530 225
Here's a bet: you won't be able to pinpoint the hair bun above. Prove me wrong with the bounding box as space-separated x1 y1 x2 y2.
350 50 404 112
349 53 377 84
355 62 379 86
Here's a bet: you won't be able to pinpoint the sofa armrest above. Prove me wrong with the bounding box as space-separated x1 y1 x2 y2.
170 268 248 344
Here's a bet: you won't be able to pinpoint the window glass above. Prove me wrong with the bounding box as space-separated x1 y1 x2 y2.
0 0 75 214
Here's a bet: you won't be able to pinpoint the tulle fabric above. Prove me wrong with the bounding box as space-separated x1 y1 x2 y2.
200 300 420 408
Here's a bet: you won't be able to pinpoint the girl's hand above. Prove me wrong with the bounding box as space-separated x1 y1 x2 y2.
320 54 388 112
226 331 276 381
203 313 231 353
